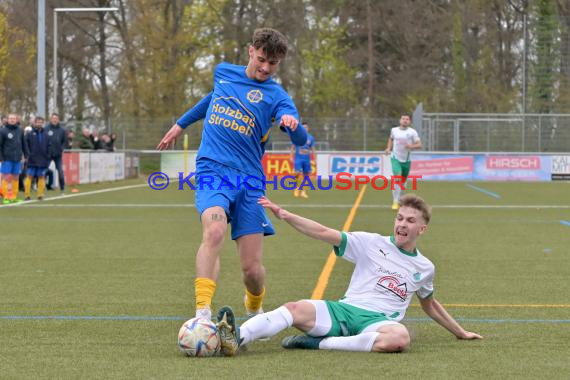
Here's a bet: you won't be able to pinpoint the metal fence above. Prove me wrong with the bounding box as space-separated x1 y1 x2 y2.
72 117 400 151
421 113 570 153
65 113 570 153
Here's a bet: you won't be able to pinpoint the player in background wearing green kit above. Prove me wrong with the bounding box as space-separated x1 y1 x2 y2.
385 114 422 210
215 194 482 356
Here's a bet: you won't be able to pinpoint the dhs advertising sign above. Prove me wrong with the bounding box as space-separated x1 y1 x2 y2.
329 155 385 176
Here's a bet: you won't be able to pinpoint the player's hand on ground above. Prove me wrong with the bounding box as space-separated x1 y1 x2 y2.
258 196 287 219
457 331 483 340
280 115 298 131
156 124 183 150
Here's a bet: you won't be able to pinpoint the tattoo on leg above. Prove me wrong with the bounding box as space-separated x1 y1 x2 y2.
211 213 225 222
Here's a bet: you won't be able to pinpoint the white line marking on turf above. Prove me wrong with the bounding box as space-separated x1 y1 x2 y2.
1 315 569 324
0 182 154 209
23 203 195 208
466 183 501 199
17 203 570 209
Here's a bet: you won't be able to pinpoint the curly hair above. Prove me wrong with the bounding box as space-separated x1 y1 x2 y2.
251 28 288 60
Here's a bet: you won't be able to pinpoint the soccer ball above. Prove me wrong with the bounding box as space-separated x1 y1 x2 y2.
178 317 221 357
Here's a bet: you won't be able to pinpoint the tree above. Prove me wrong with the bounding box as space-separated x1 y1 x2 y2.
556 0 570 111
300 18 358 117
0 5 36 114
530 0 557 113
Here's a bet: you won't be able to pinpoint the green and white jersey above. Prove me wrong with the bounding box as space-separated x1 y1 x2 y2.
390 127 420 163
334 231 435 322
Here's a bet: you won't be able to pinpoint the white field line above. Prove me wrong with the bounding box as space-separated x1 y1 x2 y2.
14 203 570 209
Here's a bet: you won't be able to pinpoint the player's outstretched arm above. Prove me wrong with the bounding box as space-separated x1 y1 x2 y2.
156 124 183 150
419 296 483 340
280 115 308 146
157 92 213 150
258 196 342 246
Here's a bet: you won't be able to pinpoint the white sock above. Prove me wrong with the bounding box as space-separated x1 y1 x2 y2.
239 306 293 345
318 332 379 352
195 307 211 320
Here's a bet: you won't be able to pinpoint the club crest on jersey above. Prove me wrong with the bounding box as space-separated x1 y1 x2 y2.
376 276 408 301
247 89 263 103
413 272 421 281
7 133 13 139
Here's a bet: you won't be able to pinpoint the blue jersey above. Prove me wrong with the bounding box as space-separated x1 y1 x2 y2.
177 62 306 177
294 133 315 160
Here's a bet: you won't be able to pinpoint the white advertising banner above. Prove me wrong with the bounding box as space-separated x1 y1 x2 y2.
160 152 197 178
91 154 117 182
77 152 125 184
316 153 391 179
551 155 570 180
114 153 125 180
79 153 91 184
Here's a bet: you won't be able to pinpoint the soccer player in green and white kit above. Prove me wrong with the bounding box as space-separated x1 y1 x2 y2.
385 113 422 210
215 194 482 356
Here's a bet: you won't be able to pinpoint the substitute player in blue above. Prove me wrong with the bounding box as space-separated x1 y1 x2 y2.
157 28 307 348
290 122 315 199
0 113 28 204
24 116 49 201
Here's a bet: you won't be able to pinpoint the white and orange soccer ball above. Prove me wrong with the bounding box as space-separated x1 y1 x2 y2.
177 318 221 357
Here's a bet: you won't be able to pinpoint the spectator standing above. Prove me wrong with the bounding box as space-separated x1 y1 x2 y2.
45 113 67 195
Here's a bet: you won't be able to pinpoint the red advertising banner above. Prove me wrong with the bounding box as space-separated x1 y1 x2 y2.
63 152 80 185
486 156 540 170
262 153 316 176
411 157 473 176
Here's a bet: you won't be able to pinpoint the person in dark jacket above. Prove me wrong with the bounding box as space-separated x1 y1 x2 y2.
90 128 101 150
24 116 50 200
66 129 74 150
45 113 67 195
100 133 115 152
77 127 95 150
0 114 28 203
0 116 3 198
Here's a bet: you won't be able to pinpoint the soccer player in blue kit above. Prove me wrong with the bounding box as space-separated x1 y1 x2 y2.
290 122 315 199
157 28 307 348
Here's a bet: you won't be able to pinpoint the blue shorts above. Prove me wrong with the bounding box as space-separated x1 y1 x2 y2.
1 161 21 175
195 159 275 240
27 166 48 177
294 158 311 174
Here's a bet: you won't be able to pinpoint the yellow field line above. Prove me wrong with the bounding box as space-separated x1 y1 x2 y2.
311 185 368 300
411 303 570 308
